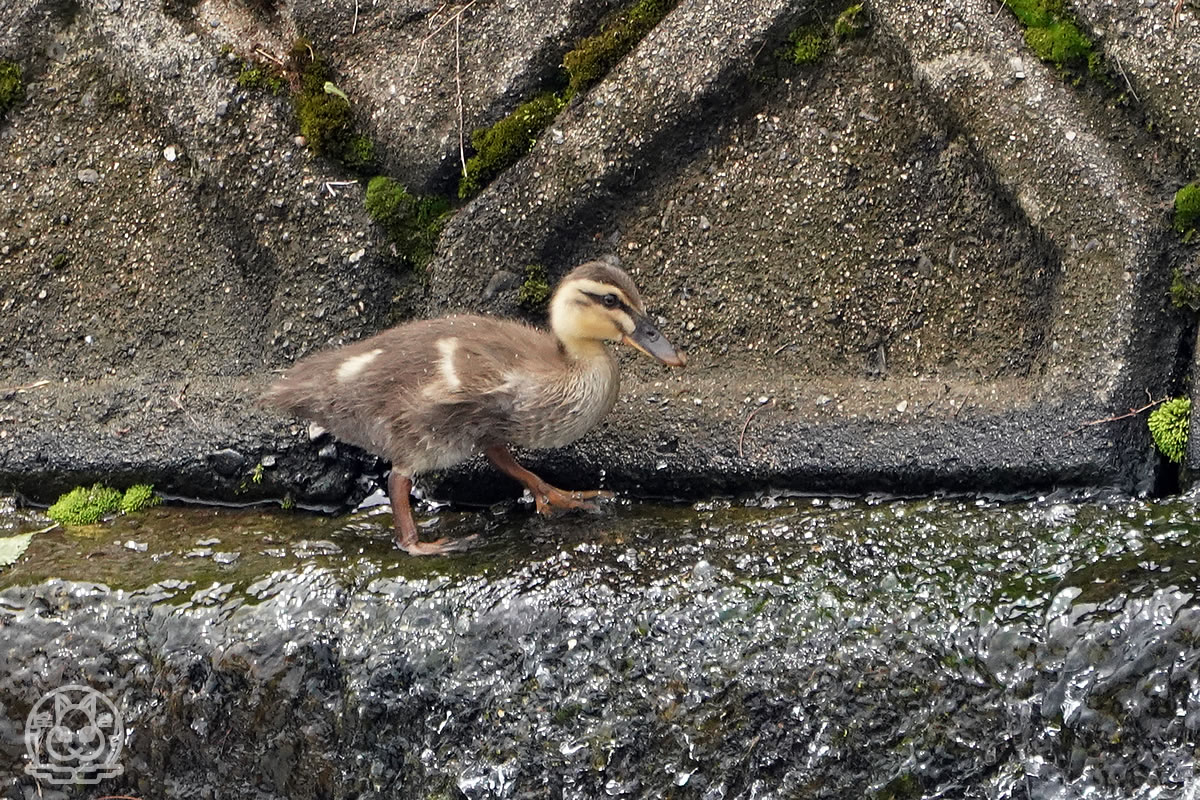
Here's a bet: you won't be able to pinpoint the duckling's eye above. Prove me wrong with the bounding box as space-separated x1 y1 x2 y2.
602 294 619 308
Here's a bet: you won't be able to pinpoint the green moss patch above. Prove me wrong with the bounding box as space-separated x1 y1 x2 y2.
1005 0 1094 70
834 4 868 38
459 92 565 199
48 484 162 526
0 60 25 117
458 0 676 199
1149 397 1190 464
1175 183 1200 239
563 0 672 98
1169 267 1200 311
290 39 376 171
48 485 123 526
236 64 287 95
784 25 828 64
120 484 162 513
517 264 551 310
365 176 451 269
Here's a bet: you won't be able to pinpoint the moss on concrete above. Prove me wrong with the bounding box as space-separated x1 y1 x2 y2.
365 176 451 269
1148 397 1190 464
1005 0 1094 70
458 0 675 199
47 484 123 526
290 39 376 172
236 64 287 95
459 92 565 199
834 4 867 39
517 264 551 310
119 484 162 513
784 25 828 64
1169 267 1200 311
1175 183 1200 238
0 60 25 117
48 483 163 525
563 0 672 98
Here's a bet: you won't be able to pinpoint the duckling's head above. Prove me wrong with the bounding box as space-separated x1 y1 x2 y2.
548 261 686 367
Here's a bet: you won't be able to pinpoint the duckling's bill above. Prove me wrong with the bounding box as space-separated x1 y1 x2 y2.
624 313 686 367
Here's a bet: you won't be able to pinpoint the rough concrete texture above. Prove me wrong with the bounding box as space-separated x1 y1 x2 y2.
1 0 1198 506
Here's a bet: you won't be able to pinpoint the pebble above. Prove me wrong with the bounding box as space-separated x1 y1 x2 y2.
123 540 148 552
164 145 179 161
896 400 909 413
77 168 100 184
483 270 520 299
308 422 327 441
208 448 245 476
212 552 240 565
699 215 711 231
348 248 366 264
318 443 338 460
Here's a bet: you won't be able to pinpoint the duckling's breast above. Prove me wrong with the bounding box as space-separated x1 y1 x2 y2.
508 353 620 450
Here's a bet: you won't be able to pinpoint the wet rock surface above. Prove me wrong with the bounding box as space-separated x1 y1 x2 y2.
2 494 1200 797
1 0 1198 501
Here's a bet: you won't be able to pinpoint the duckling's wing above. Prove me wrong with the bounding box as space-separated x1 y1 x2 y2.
394 316 563 438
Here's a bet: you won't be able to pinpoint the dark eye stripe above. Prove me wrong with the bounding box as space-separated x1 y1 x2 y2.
582 290 633 315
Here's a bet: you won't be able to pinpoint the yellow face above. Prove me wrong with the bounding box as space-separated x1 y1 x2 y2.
550 278 685 366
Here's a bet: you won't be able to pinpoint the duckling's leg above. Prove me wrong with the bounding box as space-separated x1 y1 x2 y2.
485 445 614 515
387 472 462 556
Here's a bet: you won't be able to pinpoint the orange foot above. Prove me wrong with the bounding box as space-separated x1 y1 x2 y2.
399 535 478 556
531 485 616 516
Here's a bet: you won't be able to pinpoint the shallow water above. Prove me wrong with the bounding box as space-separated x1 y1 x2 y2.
2 492 1199 798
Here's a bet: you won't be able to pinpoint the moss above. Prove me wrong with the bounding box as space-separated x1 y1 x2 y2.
1148 396 1190 464
343 134 376 171
784 25 828 65
120 484 162 513
833 3 867 38
1170 268 1200 311
459 92 565 199
1175 183 1200 236
106 88 130 110
0 60 25 117
289 38 375 171
563 0 671 97
1005 0 1093 69
48 484 123 526
236 64 287 95
365 176 451 269
517 264 551 310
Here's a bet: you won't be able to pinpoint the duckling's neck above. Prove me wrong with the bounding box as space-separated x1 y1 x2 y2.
556 336 613 365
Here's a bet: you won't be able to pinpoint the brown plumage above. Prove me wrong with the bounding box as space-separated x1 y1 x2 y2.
264 261 685 554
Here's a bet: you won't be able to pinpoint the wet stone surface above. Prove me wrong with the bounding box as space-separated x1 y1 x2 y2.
1 494 1199 798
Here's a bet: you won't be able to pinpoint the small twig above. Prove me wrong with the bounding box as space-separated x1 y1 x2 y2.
738 398 776 458
1069 395 1166 436
323 179 359 197
95 796 145 800
170 381 201 429
253 47 285 67
455 11 466 177
0 378 50 394
1171 0 1183 29
772 342 796 356
1112 54 1140 102
26 522 60 536
419 0 477 48
351 0 359 34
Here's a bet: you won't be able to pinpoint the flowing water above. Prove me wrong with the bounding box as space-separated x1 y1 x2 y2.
1 491 1199 799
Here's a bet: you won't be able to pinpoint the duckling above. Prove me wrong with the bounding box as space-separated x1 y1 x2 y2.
265 261 685 555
